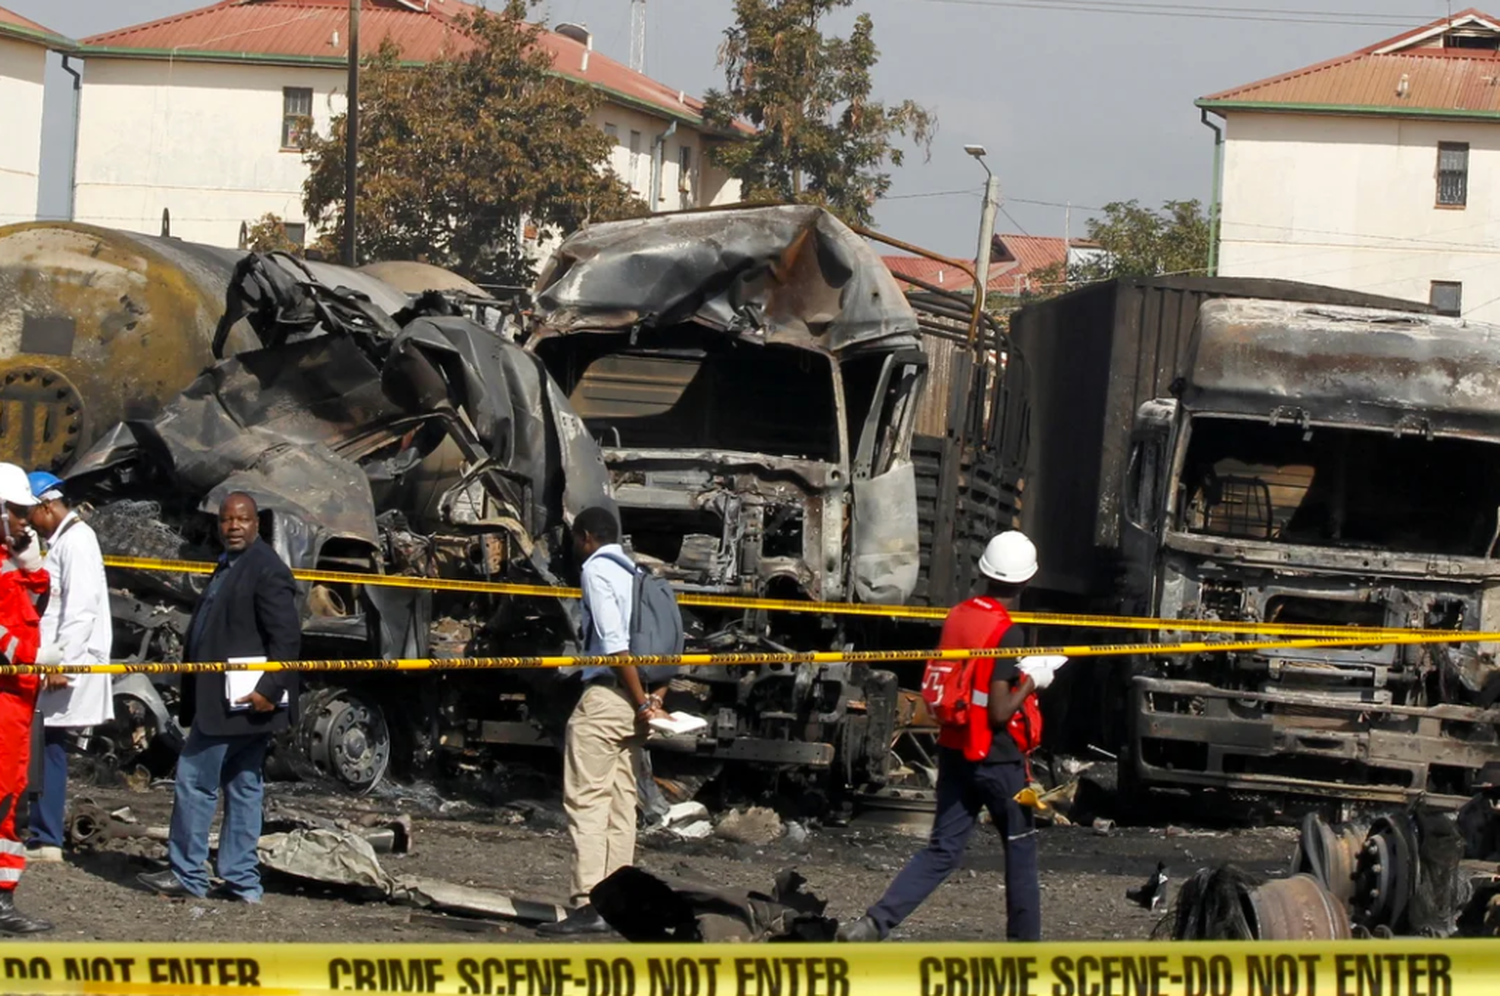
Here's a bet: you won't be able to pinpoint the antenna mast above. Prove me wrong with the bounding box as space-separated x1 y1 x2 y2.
630 0 646 72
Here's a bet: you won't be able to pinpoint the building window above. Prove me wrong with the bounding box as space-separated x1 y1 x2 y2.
1431 280 1463 315
1437 142 1469 207
282 87 313 150
678 145 692 191
604 123 618 141
629 130 643 192
283 222 306 247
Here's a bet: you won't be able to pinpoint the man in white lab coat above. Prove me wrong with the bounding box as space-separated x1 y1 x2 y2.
24 472 112 863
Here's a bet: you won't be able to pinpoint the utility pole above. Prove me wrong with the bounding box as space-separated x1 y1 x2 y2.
343 0 360 267
629 0 646 73
965 145 1000 313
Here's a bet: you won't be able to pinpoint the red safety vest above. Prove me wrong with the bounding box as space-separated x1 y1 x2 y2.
930 597 1012 761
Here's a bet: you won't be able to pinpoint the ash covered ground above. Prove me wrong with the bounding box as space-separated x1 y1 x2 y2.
11 776 1299 944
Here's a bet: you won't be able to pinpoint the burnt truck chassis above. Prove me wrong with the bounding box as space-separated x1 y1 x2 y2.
75 212 1010 805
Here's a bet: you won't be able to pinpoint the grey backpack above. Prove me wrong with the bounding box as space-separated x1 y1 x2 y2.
597 551 685 684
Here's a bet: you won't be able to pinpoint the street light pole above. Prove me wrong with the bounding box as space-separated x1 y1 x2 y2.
343 0 360 267
965 144 1000 311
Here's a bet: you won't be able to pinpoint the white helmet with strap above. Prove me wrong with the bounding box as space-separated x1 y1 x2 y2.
978 530 1038 584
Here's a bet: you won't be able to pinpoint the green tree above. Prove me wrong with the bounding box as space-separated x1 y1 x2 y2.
302 1 645 286
243 213 303 255
702 0 935 226
1072 199 1210 282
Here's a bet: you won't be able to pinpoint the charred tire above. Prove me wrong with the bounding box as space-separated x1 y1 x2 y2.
295 687 392 794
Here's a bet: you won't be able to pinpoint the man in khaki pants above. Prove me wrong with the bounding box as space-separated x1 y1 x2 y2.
539 507 666 937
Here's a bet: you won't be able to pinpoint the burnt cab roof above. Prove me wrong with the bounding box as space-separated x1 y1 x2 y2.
531 205 921 354
1185 298 1500 435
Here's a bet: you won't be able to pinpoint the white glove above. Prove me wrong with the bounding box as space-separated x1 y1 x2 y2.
34 644 63 666
11 529 42 573
1018 655 1068 691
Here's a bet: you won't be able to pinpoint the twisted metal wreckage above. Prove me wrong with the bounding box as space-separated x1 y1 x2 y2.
57 206 1014 807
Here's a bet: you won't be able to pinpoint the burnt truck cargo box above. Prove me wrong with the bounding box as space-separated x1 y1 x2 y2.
1004 276 1431 597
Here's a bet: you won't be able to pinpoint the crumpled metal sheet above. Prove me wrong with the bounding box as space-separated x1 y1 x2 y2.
590 866 837 943
851 460 920 604
259 828 566 924
69 266 612 575
258 828 393 893
533 205 920 353
384 316 614 532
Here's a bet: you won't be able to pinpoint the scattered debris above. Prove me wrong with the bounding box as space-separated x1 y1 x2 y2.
1162 866 1349 941
717 807 784 846
590 867 836 943
1126 863 1167 912
258 828 564 925
1092 818 1116 837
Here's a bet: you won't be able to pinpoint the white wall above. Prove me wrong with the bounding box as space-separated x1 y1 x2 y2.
0 36 47 226
73 60 341 246
591 104 740 211
74 57 743 252
1218 112 1500 320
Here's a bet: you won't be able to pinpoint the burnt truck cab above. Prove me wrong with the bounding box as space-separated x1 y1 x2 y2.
526 206 929 629
521 206 935 798
1123 299 1500 810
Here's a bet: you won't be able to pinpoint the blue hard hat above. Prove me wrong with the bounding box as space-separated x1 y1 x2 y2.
26 471 65 501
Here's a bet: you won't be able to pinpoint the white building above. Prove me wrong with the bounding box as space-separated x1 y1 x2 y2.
1201 9 1500 321
74 0 742 250
0 8 69 226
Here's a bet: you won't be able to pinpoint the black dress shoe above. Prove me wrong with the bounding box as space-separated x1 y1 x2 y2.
536 905 612 937
137 869 198 899
0 891 52 934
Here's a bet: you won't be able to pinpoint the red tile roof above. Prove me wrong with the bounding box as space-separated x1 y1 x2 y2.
884 234 1085 297
0 5 73 48
1201 8 1500 116
80 0 743 134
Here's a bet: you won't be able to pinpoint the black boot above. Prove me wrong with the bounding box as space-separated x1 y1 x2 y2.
0 890 52 934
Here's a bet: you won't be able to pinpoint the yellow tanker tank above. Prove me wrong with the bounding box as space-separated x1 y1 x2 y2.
0 222 259 471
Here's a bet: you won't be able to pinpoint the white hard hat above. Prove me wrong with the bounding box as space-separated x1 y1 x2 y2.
978 530 1038 584
0 464 37 508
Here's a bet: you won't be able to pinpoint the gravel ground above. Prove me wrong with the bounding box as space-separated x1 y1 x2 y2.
7 781 1301 945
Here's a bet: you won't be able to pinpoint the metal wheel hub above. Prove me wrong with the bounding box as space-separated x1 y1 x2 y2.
300 688 391 793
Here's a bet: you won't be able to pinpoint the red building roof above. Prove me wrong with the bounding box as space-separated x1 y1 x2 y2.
0 5 73 49
884 234 1084 297
1200 9 1500 118
81 0 743 134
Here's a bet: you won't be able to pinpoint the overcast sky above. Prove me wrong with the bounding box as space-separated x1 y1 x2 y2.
9 0 1462 256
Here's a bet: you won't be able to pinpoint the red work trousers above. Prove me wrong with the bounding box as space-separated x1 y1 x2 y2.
0 675 37 890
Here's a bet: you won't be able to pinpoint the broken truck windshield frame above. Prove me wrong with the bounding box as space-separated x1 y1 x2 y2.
1174 415 1500 557
533 329 842 463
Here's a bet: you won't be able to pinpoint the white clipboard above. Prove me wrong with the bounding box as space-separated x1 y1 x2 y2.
224 657 289 711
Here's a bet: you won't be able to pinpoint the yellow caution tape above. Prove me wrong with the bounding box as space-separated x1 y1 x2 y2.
99 554 1492 642
0 939 1490 995
0 631 1480 677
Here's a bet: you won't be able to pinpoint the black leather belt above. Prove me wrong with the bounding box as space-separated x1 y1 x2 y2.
583 672 619 689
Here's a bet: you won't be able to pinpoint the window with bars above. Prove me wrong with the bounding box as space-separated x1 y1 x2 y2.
282 87 313 150
1430 280 1463 315
1437 142 1469 207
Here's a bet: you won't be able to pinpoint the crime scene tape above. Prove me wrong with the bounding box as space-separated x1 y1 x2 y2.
99 554 1492 642
0 632 1487 677
0 939 1492 996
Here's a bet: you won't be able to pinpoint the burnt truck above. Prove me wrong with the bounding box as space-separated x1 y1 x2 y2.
1005 276 1500 813
61 209 1009 802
